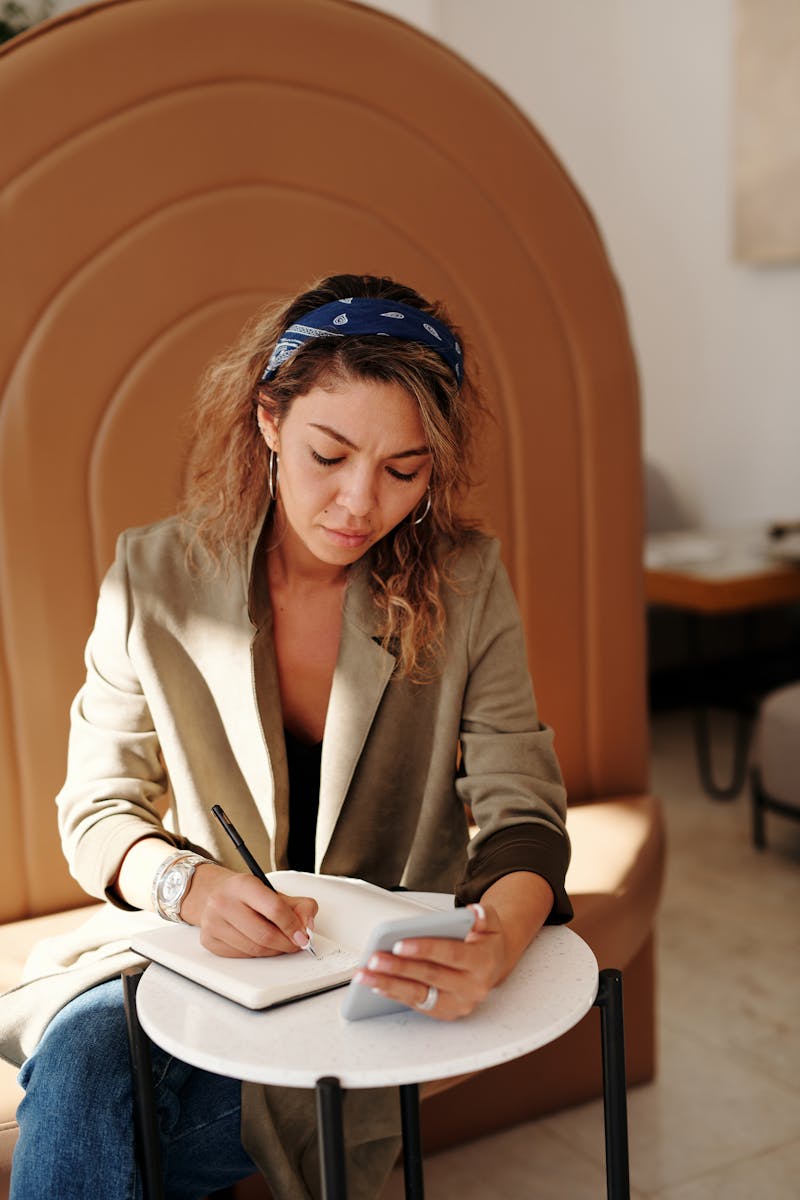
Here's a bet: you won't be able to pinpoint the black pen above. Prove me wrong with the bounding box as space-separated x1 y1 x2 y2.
211 804 317 957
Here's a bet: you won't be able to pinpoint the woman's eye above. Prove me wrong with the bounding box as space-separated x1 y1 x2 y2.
311 450 343 467
387 466 419 483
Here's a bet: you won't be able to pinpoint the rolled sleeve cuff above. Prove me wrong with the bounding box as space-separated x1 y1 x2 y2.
454 823 573 923
67 814 180 911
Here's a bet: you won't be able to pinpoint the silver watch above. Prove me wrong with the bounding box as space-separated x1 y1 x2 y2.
151 852 209 923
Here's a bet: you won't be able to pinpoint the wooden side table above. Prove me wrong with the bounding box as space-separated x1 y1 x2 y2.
646 530 800 798
122 905 631 1199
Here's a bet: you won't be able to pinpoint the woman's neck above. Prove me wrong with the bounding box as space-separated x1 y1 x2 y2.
266 522 348 593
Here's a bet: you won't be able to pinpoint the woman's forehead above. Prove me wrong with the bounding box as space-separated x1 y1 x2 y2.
287 379 428 449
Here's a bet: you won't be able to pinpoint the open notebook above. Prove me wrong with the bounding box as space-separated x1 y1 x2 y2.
130 871 442 1010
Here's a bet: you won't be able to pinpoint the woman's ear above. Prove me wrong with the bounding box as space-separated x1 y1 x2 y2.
256 395 280 450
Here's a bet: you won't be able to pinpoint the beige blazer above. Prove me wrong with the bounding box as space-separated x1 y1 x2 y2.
0 512 570 1194
58 512 569 901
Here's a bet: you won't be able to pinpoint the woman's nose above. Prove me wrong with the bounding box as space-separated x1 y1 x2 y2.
338 468 375 518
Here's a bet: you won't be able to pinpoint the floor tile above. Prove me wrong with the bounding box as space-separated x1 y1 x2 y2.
653 1136 800 1199
540 1023 800 1193
657 905 800 1093
381 1119 648 1199
651 711 800 1095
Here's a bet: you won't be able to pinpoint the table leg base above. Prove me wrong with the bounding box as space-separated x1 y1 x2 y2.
400 1083 424 1199
594 968 631 1200
692 706 752 800
122 966 165 1200
685 610 755 800
316 1077 348 1199
314 1078 424 1200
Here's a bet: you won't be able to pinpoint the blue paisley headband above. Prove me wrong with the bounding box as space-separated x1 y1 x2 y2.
259 297 463 388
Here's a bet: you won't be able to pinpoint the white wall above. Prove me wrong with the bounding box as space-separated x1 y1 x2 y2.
364 0 800 531
49 0 439 27
350 0 437 35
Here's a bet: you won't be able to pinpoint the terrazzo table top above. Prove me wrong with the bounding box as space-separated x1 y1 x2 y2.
136 895 598 1089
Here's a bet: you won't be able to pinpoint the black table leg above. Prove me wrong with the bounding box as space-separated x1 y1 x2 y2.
594 969 630 1200
399 1083 424 1199
685 611 755 800
692 705 752 800
121 967 165 1200
316 1076 347 1199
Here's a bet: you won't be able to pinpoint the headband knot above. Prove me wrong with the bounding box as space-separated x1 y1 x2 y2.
259 298 462 387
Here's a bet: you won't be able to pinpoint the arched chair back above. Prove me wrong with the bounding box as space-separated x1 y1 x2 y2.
0 0 649 918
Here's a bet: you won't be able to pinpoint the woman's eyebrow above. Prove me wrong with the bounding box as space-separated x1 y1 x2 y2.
308 423 430 459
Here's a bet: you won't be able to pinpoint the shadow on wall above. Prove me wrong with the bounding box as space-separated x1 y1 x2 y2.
0 3 54 44
645 461 696 534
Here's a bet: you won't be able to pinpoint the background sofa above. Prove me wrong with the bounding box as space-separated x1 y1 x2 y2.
0 0 665 1193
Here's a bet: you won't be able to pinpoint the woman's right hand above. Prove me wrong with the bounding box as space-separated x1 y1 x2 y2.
179 862 318 959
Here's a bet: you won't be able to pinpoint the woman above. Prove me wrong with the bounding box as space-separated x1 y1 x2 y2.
5 273 572 1199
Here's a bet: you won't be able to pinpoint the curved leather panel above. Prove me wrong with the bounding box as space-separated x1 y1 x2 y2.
1 0 649 917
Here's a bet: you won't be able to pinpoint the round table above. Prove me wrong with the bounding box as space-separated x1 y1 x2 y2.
123 905 628 1198
136 924 597 1088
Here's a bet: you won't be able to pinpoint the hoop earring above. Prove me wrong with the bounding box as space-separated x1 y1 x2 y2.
268 449 279 502
412 489 431 526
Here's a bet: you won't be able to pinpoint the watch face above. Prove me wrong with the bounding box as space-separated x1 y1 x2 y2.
161 866 185 905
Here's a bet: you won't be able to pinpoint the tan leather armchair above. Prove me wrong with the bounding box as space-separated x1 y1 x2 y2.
0 0 664 1192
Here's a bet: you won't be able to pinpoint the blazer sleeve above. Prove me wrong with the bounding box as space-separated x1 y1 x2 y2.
56 533 181 907
454 548 573 921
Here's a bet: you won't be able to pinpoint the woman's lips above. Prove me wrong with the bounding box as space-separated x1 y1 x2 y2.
322 526 371 548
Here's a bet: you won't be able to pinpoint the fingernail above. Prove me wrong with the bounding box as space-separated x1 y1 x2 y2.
370 988 386 996
306 917 315 931
470 904 486 922
392 941 409 956
354 970 366 984
368 954 381 970
292 930 310 948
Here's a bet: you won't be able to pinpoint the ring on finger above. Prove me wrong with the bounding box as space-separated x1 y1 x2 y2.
415 984 438 1012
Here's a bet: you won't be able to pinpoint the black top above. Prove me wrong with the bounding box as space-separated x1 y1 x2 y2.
284 728 322 873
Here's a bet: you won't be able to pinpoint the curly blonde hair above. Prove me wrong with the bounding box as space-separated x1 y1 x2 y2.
180 274 487 679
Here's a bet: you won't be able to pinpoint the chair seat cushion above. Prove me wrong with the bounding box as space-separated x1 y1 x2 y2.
566 793 665 968
756 682 800 807
0 905 105 994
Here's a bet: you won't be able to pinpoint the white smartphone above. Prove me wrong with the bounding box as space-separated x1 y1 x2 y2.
340 907 475 1021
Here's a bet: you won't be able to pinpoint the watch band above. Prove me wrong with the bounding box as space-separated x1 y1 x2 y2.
151 851 209 924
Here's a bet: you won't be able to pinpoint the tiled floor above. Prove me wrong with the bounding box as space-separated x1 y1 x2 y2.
382 709 800 1198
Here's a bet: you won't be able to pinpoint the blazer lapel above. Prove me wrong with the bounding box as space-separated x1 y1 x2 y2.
234 508 288 865
315 566 395 869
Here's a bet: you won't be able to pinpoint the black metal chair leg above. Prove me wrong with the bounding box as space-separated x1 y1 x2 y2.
750 765 800 846
594 969 630 1200
751 766 767 848
399 1083 424 1200
316 1076 348 1199
121 967 165 1200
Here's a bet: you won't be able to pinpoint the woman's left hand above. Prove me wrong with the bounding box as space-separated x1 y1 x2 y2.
352 872 556 1020
352 903 506 1021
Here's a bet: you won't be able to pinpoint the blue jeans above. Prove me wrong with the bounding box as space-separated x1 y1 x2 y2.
11 977 258 1200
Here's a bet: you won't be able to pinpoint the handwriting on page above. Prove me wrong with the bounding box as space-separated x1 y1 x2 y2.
305 934 360 971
